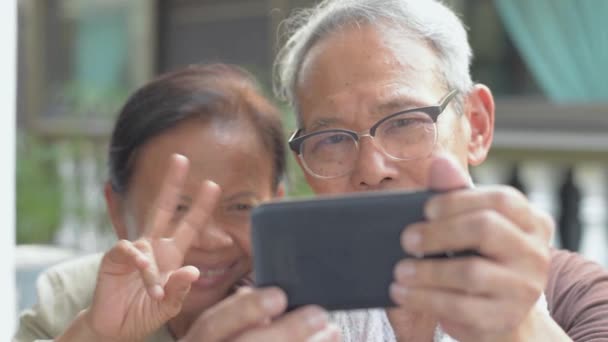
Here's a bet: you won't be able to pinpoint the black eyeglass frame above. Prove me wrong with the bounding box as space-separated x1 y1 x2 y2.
288 89 459 155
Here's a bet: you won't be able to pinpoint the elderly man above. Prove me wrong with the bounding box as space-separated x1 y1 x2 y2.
271 0 608 341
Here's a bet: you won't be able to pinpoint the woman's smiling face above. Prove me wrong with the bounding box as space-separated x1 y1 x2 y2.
120 117 275 315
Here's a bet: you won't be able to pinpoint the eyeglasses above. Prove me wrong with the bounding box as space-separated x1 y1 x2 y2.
289 89 458 179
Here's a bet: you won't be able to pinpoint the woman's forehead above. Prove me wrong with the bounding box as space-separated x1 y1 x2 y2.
130 119 273 193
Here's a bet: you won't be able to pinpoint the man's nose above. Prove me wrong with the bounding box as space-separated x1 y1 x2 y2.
349 136 397 190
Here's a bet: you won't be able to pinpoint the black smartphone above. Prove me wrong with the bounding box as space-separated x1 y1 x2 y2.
251 190 473 311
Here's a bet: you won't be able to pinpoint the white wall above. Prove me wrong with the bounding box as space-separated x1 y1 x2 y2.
0 0 17 336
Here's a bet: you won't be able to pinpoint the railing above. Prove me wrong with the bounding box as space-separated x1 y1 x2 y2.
474 157 607 267
23 119 115 253
52 136 115 252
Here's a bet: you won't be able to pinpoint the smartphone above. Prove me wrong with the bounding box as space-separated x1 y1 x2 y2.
251 190 474 311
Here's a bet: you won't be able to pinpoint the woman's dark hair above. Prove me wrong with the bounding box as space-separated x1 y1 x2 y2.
109 63 286 194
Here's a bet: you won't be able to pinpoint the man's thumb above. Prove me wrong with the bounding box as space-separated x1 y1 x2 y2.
429 153 472 191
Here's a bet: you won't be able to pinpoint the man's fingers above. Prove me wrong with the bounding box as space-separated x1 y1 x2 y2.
428 153 471 192
234 305 331 342
191 287 287 341
145 154 189 238
132 239 165 300
393 257 541 302
402 210 525 261
425 186 525 220
530 205 555 244
401 209 551 277
389 285 523 334
161 266 199 318
424 186 552 243
173 180 221 253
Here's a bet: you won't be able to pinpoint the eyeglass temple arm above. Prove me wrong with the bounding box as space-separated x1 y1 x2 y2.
288 128 304 153
289 128 302 142
439 89 459 111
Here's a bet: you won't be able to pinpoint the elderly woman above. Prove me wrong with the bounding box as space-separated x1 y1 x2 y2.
14 64 340 342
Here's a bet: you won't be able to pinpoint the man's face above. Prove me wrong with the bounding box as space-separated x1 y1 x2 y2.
295 24 474 194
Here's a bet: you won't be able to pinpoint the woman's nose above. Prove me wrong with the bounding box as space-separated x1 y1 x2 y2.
192 219 234 251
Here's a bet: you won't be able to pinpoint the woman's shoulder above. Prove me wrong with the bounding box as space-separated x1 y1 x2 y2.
14 254 103 341
39 253 102 293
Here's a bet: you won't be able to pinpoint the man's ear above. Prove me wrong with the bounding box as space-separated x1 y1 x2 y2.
104 182 130 240
464 84 495 166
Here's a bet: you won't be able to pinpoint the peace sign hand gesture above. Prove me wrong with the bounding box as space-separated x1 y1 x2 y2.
63 154 221 342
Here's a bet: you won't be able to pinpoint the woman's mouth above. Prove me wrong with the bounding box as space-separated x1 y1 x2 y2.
191 262 237 289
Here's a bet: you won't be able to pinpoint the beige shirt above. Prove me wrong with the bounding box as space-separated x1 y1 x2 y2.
13 253 400 342
13 254 175 342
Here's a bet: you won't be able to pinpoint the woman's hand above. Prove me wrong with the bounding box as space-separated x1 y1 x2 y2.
181 287 341 342
60 154 221 341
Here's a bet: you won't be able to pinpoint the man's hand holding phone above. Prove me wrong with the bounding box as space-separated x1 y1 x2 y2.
389 155 554 341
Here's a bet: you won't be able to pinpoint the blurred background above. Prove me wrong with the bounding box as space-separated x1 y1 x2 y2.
15 0 608 313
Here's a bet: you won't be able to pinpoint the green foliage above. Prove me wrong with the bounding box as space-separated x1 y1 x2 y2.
16 132 63 244
239 64 314 198
286 152 314 198
279 102 314 198
212 63 313 198
56 81 129 118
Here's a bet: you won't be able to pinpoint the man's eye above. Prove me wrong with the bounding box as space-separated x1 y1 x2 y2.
310 133 351 153
324 134 348 144
387 118 416 129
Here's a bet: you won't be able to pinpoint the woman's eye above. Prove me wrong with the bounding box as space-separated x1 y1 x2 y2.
168 204 190 223
231 203 253 211
175 204 189 213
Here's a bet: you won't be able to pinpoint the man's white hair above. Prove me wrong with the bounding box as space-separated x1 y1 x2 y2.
273 0 473 112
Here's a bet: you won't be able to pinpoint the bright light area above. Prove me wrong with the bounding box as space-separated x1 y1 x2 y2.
0 0 17 337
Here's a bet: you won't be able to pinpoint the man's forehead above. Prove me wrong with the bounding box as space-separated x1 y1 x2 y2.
297 30 443 101
301 84 437 130
300 24 439 77
311 82 436 113
331 83 431 109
